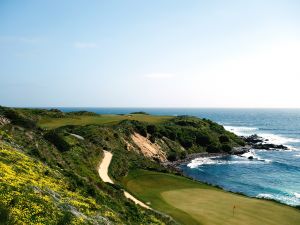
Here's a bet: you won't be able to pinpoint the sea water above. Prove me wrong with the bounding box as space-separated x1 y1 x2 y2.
57 108 300 206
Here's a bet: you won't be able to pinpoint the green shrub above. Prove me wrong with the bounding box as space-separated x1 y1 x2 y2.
207 144 219 153
164 128 177 141
179 151 187 159
57 211 74 225
196 133 211 146
2 108 36 129
44 131 70 152
130 111 149 115
179 138 193 149
135 124 147 137
149 135 156 143
146 125 157 134
167 152 177 161
0 204 10 225
219 135 230 143
221 144 232 153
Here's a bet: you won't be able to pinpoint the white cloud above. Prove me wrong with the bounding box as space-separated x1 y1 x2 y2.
144 73 174 79
74 42 98 49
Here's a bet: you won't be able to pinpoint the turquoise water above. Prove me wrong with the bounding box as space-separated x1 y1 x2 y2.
56 108 300 206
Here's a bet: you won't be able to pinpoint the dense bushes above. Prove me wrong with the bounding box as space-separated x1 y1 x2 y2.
109 148 129 179
135 124 147 137
167 152 177 161
221 144 232 153
0 204 10 225
167 151 187 161
130 111 149 115
206 144 220 153
67 111 97 116
123 116 243 154
0 108 36 129
196 133 211 146
219 135 230 143
44 130 70 152
146 125 157 134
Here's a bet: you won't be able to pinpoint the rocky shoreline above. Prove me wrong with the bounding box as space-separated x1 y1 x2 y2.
240 134 289 150
164 134 289 169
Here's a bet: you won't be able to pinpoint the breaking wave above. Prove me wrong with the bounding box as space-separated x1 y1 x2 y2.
224 126 258 136
224 125 300 146
187 155 269 169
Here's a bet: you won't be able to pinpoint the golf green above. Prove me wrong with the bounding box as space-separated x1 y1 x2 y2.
123 170 300 225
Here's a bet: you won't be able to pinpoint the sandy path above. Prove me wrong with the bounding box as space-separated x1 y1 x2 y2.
98 150 150 209
98 151 114 183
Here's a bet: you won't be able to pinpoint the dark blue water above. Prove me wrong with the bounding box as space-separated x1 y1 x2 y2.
55 108 300 206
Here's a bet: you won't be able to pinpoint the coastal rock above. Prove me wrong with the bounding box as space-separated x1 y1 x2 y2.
253 143 288 150
241 134 289 150
232 146 251 155
241 134 263 144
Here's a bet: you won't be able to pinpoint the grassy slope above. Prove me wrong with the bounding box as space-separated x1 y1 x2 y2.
0 137 167 225
0 108 170 225
0 142 116 224
123 170 300 225
4 107 299 225
39 114 172 129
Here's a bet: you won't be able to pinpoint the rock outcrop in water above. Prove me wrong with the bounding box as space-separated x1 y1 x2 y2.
241 134 288 150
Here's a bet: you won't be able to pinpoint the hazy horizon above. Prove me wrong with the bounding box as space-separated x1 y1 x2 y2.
4 106 300 110
1 0 300 108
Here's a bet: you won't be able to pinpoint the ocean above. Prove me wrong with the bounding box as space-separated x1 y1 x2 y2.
57 108 300 206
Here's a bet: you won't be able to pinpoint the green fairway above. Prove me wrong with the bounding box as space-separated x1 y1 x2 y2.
122 170 300 225
38 114 172 129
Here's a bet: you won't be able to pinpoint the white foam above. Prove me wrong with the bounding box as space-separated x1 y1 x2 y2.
224 126 258 136
257 193 300 206
241 150 257 159
294 193 300 198
260 133 300 145
257 193 274 199
187 156 265 168
187 158 216 168
224 125 300 146
295 154 300 157
241 150 272 163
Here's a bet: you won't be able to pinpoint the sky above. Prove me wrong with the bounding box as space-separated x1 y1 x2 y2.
0 0 300 108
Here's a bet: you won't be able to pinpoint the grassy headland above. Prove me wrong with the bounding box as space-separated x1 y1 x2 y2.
38 113 172 129
0 106 299 224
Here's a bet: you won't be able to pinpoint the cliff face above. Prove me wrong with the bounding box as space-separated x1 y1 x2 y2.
0 107 244 224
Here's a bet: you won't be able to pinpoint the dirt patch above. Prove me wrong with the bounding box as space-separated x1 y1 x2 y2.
131 132 167 162
122 138 135 151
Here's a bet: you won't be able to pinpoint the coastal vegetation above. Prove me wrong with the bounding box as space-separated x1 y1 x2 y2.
0 106 299 224
38 113 172 129
0 142 108 224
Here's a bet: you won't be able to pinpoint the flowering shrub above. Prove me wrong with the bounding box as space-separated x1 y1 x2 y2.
0 142 115 224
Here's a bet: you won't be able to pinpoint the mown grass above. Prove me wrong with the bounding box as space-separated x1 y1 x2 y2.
38 114 173 129
123 170 300 225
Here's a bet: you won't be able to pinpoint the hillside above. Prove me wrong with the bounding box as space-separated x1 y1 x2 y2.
0 106 268 225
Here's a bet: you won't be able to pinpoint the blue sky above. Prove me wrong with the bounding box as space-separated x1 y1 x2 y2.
0 0 300 107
